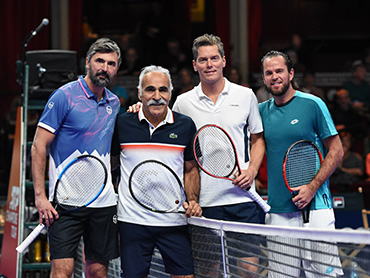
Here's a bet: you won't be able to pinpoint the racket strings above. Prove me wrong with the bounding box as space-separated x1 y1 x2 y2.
285 143 321 188
195 127 236 177
130 162 185 212
56 157 106 209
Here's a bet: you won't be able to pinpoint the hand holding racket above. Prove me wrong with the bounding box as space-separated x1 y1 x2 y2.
16 155 107 254
193 124 271 213
283 140 323 224
129 160 189 214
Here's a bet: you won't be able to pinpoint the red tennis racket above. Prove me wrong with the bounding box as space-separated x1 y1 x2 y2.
193 124 270 213
283 140 323 225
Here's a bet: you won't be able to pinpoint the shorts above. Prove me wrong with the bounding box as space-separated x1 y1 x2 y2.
119 221 194 277
265 209 344 278
48 205 119 261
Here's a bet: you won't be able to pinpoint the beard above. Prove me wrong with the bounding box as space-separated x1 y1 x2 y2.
88 69 111 87
265 82 290 97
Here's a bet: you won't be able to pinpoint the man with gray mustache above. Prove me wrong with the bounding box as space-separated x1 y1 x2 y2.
111 65 202 277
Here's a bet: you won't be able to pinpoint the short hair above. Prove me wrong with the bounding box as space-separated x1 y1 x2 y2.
86 38 122 67
137 65 173 96
192 34 224 61
261 50 299 90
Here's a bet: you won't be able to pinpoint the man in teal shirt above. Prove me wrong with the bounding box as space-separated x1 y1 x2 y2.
259 50 344 277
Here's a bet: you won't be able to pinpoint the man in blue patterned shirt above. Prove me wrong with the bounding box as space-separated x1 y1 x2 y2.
31 38 121 278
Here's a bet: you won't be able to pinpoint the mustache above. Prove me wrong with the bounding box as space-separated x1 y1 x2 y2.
95 71 110 80
147 99 167 106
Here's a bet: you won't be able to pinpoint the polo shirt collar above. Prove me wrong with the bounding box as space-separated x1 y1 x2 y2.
78 76 110 102
138 106 174 125
196 77 230 99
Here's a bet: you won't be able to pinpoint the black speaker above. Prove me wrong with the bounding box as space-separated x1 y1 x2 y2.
26 50 78 99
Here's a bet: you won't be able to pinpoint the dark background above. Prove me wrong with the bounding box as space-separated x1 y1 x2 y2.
1 0 370 197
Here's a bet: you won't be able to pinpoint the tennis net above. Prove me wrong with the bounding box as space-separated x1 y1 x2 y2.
73 216 370 277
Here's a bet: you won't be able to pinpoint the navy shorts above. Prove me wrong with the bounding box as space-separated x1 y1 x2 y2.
48 205 119 261
201 202 262 257
119 221 194 277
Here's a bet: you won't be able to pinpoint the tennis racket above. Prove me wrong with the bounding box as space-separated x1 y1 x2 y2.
283 140 323 225
129 160 187 213
193 124 271 213
16 155 107 254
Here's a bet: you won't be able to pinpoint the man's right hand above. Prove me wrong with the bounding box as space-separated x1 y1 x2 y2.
127 101 142 113
35 196 59 226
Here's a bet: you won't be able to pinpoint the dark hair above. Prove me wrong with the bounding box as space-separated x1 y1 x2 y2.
86 38 122 67
261 50 299 89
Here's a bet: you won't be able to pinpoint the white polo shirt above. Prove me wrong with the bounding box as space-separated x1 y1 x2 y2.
172 78 263 207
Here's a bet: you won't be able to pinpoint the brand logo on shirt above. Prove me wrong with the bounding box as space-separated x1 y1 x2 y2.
169 133 178 139
48 101 54 109
230 104 240 107
106 105 113 114
290 119 299 125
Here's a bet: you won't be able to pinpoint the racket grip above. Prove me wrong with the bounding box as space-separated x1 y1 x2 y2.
16 223 45 254
246 188 271 213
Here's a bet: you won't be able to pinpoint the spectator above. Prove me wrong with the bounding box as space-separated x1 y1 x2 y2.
157 37 190 75
108 76 129 113
329 88 367 153
118 47 144 76
343 61 370 115
300 70 326 102
330 131 364 192
225 66 248 87
170 67 195 108
255 85 272 103
285 33 311 71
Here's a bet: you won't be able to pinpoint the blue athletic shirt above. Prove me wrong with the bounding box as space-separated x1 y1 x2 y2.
258 91 338 213
37 76 120 207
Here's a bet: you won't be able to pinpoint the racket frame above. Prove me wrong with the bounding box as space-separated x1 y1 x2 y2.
16 155 107 254
193 124 271 213
193 124 240 181
129 159 187 213
282 140 324 224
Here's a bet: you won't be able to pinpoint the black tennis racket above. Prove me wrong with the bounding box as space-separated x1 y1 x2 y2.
283 140 323 225
193 124 271 213
16 155 107 254
129 160 187 213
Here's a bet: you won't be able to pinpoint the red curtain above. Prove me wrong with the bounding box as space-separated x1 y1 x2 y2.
0 0 50 122
211 0 262 71
0 0 51 93
0 0 82 122
248 0 262 71
213 0 231 62
69 0 83 62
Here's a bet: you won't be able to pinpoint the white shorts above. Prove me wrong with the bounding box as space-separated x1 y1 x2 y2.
265 209 344 278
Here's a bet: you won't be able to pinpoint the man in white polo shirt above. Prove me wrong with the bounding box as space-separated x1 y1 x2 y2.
128 34 265 277
172 33 265 277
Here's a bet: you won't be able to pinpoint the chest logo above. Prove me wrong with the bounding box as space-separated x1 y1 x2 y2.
290 119 299 125
169 133 178 139
106 105 113 114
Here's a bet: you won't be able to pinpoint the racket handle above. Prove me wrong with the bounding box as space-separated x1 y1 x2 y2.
16 223 45 254
245 188 271 213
